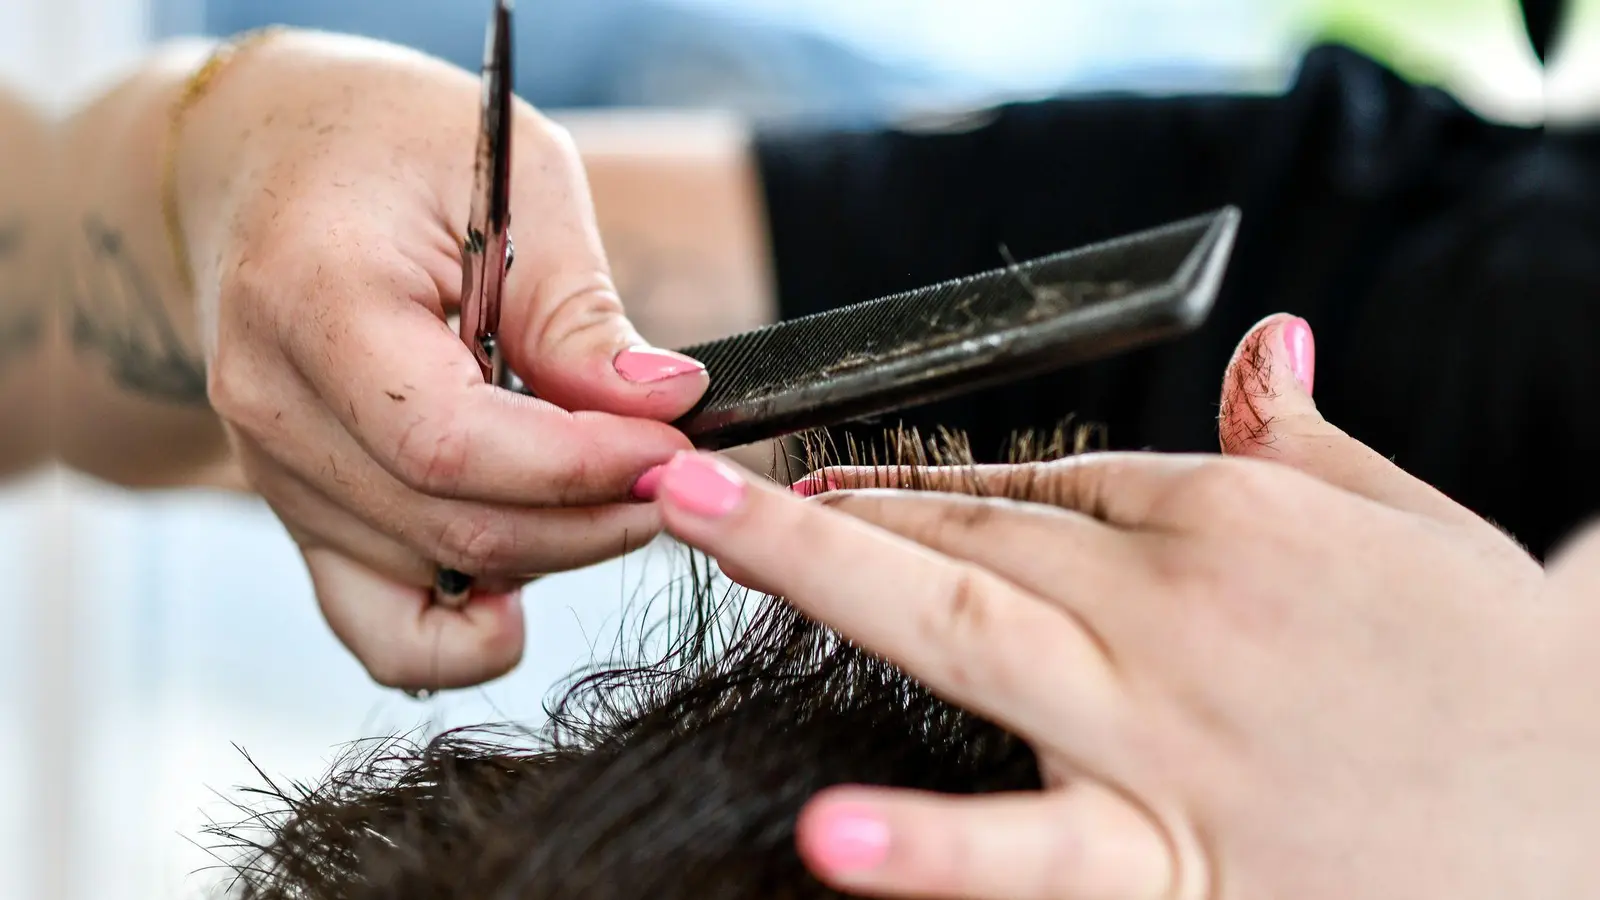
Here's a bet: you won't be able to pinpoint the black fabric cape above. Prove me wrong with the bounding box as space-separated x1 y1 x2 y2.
754 43 1599 557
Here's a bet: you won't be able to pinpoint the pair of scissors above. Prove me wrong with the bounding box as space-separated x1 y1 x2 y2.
434 0 516 610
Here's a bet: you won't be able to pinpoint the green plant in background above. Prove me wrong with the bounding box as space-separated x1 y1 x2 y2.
1303 0 1535 85
1289 0 1546 121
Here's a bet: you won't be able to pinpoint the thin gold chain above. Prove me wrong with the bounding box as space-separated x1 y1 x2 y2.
161 27 285 297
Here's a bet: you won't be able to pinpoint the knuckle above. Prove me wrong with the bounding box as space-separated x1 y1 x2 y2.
204 344 250 420
206 343 281 445
925 566 1004 691
431 510 515 575
528 110 578 158
390 410 471 496
207 256 296 433
943 568 990 630
814 491 853 511
897 495 1006 555
218 236 292 326
1144 539 1218 598
543 445 593 507
530 282 630 365
1171 458 1280 521
934 496 999 537
834 493 1002 545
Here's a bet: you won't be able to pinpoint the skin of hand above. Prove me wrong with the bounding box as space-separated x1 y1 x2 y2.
169 32 711 690
643 314 1600 900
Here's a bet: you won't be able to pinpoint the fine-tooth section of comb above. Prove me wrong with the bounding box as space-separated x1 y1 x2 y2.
672 207 1240 450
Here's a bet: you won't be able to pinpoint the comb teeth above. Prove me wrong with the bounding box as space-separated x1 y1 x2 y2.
673 207 1240 450
683 277 1135 406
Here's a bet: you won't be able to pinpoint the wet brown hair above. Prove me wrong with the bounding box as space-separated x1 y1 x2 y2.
208 423 1101 900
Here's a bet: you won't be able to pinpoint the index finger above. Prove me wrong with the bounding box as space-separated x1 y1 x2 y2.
282 267 691 506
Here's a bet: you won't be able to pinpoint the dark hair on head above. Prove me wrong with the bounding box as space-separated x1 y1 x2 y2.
208 424 1102 900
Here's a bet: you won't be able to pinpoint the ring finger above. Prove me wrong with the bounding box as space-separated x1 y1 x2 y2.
248 448 532 593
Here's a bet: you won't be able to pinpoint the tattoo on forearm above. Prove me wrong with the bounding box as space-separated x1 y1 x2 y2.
70 215 208 405
0 219 41 378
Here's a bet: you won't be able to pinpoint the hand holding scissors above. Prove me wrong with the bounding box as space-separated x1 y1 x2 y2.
185 3 709 692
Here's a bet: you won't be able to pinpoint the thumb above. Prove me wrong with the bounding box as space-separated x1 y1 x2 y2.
1219 313 1486 528
1217 312 1319 457
490 128 708 421
505 274 710 421
304 547 527 691
795 780 1175 900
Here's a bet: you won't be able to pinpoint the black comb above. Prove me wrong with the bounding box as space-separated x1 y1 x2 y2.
671 206 1241 450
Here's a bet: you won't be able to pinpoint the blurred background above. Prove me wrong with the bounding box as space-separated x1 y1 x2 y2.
0 0 1565 898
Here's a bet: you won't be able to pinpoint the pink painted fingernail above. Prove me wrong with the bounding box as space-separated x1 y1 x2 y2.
1282 316 1315 395
806 805 891 874
659 452 746 519
631 463 668 501
614 347 706 384
791 473 837 497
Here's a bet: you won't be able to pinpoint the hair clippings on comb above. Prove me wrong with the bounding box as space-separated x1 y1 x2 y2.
670 207 1240 450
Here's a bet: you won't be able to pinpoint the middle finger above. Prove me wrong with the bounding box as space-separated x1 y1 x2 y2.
813 489 1138 629
653 451 1129 762
240 388 664 577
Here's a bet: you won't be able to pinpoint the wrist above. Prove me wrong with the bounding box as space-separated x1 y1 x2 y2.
166 28 286 309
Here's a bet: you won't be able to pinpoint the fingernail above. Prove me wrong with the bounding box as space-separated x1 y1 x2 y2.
658 452 746 519
808 805 890 874
632 463 668 501
1282 316 1315 395
614 347 706 384
791 473 836 497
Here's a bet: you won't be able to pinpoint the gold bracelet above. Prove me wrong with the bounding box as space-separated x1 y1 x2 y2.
162 27 285 297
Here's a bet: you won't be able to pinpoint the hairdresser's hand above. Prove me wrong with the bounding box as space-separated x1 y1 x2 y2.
646 314 1600 900
176 32 707 690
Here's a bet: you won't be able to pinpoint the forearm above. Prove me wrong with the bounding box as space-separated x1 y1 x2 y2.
0 85 53 479
58 40 242 489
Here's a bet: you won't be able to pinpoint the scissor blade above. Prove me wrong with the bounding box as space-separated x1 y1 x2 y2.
458 0 515 383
